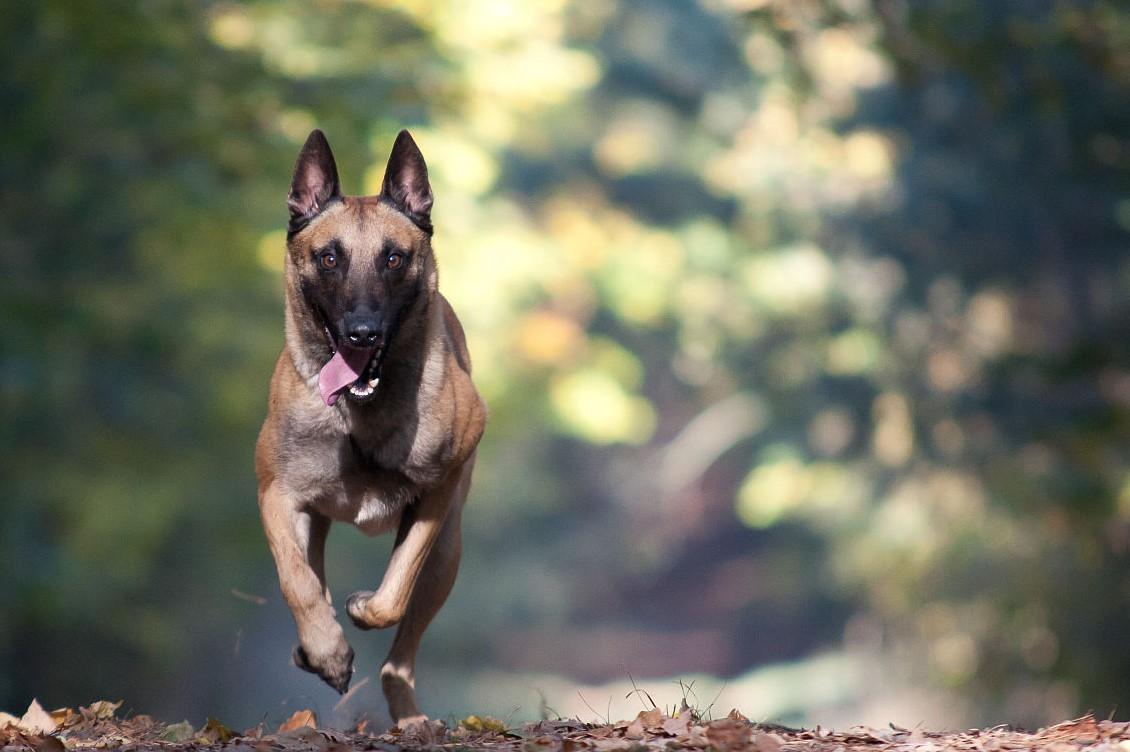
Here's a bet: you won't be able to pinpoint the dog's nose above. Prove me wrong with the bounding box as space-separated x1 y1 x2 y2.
345 315 380 346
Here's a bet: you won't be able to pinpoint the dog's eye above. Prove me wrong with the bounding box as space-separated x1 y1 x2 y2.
319 251 337 270
386 253 404 271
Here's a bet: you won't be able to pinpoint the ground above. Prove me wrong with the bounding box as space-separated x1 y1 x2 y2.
2 701 1128 752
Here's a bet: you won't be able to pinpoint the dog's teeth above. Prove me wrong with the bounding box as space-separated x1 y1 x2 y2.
368 377 379 388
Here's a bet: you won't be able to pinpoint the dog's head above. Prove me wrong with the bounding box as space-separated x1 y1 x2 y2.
283 129 437 404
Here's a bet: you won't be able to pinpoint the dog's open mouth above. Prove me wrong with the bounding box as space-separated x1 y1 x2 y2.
318 331 385 406
345 347 383 400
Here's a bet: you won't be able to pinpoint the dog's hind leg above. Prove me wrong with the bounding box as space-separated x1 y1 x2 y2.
345 459 474 725
380 497 464 726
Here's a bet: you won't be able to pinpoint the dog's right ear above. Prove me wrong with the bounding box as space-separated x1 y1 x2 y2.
287 129 342 234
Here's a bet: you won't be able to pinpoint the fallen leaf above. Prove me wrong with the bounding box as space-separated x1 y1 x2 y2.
49 708 78 730
1043 743 1075 752
90 731 131 748
275 725 326 751
395 719 446 746
199 717 235 743
755 731 784 752
624 708 665 739
684 725 710 747
584 724 614 739
161 721 195 742
707 717 753 752
278 709 317 733
21 699 58 735
525 719 589 735
448 725 473 741
118 714 160 739
662 711 692 737
35 735 65 752
83 701 122 721
639 708 665 730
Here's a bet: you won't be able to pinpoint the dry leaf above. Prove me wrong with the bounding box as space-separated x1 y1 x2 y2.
275 725 326 751
199 717 235 743
83 701 122 721
48 708 79 730
639 708 665 730
707 717 753 752
278 709 317 733
625 708 665 739
35 735 66 752
21 699 58 735
685 724 711 747
161 721 195 741
395 718 446 746
662 711 692 737
755 731 784 752
1043 743 1075 752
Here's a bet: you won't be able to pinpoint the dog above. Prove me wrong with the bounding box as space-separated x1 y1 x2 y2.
255 128 486 726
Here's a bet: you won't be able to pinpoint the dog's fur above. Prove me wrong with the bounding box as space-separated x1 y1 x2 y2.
255 129 486 725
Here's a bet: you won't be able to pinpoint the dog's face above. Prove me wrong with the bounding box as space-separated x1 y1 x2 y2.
284 130 437 402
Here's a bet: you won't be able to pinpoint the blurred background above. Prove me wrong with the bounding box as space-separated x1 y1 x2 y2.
2 0 1129 733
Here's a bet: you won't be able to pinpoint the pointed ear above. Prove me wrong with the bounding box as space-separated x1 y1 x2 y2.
380 130 433 235
287 129 341 234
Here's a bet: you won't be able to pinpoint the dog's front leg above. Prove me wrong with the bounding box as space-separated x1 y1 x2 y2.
345 467 466 631
260 482 354 693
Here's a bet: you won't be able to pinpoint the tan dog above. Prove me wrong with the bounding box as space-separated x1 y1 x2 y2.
255 129 486 726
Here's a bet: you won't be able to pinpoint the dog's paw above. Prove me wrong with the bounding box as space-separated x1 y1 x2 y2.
345 590 376 630
292 641 354 694
393 714 436 732
346 590 403 630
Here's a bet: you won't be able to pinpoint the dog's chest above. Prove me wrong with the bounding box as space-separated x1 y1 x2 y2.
278 425 416 536
320 433 419 535
277 382 453 535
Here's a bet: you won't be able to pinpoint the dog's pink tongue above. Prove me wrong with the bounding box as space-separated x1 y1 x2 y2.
318 346 375 406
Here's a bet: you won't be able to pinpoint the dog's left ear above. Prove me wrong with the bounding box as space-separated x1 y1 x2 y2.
288 129 342 234
380 130 433 235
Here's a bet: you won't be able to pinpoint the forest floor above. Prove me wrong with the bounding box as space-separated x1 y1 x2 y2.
2 700 1128 752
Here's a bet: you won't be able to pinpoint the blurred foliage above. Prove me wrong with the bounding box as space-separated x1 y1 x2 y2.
2 0 1129 730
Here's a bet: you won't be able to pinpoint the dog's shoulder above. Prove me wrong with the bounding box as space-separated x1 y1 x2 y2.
437 293 472 376
431 293 486 462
